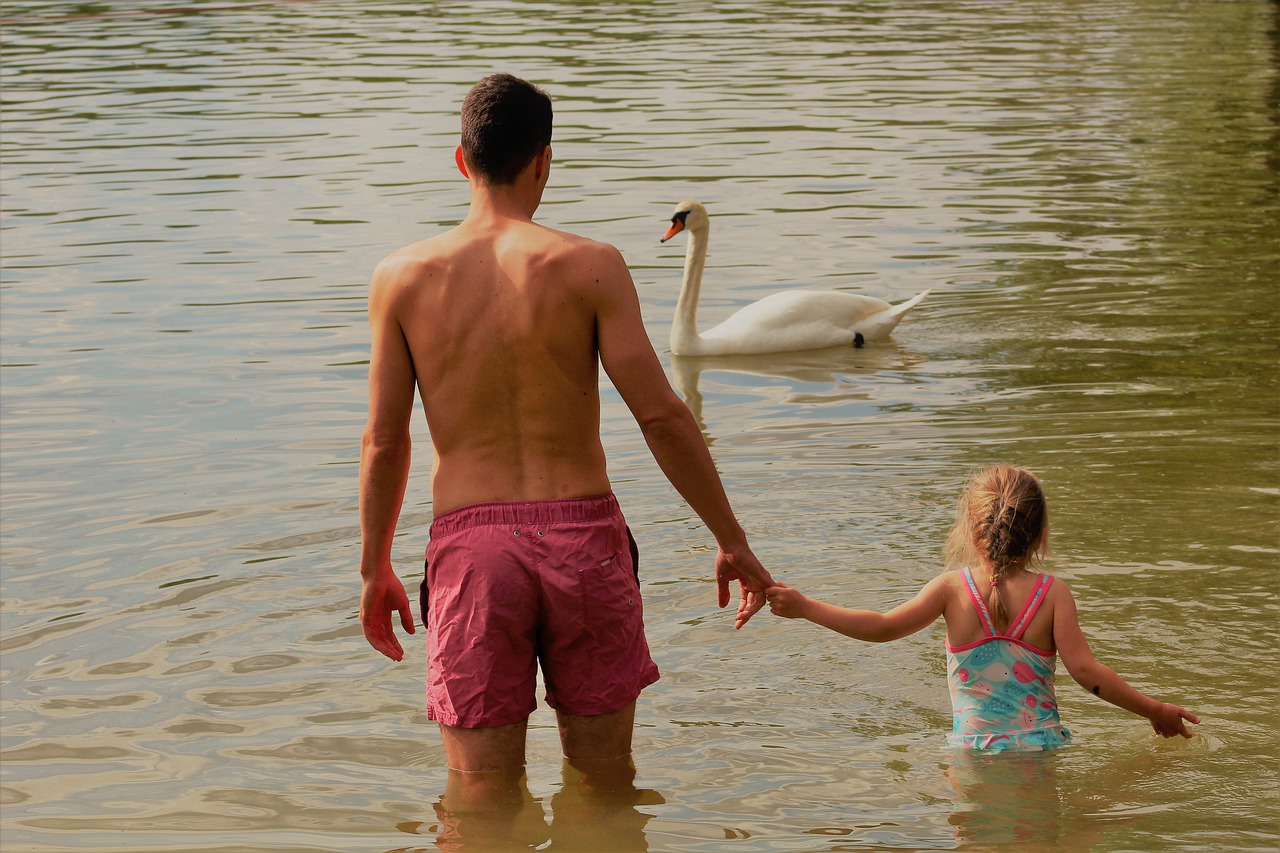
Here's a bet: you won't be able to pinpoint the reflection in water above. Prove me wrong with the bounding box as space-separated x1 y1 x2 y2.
430 769 549 852
946 749 1071 848
670 343 928 433
945 735 1212 850
544 759 665 853
416 759 663 853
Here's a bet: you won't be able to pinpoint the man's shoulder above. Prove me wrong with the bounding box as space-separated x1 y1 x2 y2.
380 230 457 266
372 233 457 288
532 225 627 282
536 223 620 257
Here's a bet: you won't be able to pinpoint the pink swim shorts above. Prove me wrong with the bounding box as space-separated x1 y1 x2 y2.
421 492 660 729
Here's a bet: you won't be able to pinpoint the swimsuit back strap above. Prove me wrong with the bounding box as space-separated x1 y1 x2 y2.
1006 574 1055 640
961 567 998 637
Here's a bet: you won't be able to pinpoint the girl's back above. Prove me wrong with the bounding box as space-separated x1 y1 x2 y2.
942 565 1072 752
940 567 1059 652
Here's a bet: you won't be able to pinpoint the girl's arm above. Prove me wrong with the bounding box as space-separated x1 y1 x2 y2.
1053 582 1199 738
765 576 947 643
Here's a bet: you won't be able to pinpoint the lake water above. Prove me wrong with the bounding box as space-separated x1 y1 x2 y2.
2 1 1277 851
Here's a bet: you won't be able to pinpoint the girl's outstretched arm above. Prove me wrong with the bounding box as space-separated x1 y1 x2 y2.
765 576 947 643
1053 582 1200 738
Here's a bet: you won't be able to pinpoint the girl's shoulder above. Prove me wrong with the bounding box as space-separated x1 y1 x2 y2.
934 567 976 601
1041 572 1072 594
938 564 985 588
1043 573 1076 606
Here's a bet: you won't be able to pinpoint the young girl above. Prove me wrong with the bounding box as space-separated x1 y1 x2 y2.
765 464 1198 751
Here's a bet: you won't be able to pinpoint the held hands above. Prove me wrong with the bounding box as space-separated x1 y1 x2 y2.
716 546 775 629
360 567 416 661
763 582 807 619
1148 702 1200 738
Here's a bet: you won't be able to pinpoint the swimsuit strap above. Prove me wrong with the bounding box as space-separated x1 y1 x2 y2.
1006 574 1055 640
960 567 998 638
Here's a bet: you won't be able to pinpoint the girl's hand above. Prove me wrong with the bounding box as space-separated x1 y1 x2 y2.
1149 703 1200 738
765 583 807 619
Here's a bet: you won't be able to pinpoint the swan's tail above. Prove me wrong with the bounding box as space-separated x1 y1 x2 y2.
855 289 929 342
887 288 930 318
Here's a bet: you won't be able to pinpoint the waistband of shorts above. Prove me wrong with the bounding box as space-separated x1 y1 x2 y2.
429 492 621 537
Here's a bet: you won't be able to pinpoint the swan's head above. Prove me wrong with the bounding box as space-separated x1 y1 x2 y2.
660 200 708 242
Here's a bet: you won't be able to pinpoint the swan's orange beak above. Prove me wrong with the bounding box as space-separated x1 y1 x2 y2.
660 220 685 243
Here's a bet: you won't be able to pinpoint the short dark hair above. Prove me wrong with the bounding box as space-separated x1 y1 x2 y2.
460 74 553 185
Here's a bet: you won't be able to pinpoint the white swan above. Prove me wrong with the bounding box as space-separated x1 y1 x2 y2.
660 200 929 356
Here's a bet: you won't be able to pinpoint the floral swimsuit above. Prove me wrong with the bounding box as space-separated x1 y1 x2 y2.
945 567 1072 752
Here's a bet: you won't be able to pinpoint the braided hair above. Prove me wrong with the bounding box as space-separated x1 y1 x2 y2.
944 465 1049 631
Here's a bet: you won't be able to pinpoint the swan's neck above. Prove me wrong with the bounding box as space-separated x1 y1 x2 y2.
672 225 707 353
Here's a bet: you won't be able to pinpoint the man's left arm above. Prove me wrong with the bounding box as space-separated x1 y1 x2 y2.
592 244 775 627
358 259 418 661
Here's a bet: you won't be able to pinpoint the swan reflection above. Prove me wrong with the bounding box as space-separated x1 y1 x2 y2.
670 342 929 432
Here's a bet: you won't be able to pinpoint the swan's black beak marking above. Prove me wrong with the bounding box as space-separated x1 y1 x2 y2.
853 332 865 348
660 209 690 243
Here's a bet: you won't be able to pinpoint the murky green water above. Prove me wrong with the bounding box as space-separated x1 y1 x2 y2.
2 1 1277 851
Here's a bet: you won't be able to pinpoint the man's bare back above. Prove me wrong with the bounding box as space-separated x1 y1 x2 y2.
373 212 619 514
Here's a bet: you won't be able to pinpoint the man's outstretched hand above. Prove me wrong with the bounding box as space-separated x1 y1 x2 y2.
360 568 416 661
715 546 775 629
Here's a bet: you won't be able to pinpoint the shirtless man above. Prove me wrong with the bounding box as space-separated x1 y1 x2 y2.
358 74 773 782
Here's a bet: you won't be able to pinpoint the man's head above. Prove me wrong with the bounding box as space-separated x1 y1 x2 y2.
459 74 553 185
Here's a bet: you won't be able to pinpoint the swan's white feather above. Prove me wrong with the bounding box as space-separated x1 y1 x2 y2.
665 201 928 356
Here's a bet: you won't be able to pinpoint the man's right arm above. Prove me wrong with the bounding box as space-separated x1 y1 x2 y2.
591 244 774 627
358 256 418 660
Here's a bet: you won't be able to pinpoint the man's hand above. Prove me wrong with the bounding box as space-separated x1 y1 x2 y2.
715 546 774 629
360 568 416 661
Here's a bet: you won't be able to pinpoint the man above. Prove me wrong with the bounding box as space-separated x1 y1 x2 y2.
358 74 773 782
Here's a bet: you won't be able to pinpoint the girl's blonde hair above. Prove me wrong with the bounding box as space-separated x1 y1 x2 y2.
944 465 1049 631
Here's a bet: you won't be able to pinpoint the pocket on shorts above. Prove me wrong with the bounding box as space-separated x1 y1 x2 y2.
625 525 639 583
576 548 640 625
419 556 429 628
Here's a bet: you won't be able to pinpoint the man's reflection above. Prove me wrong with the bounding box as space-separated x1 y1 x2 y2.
428 756 663 852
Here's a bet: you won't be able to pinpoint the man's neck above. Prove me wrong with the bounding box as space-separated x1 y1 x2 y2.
465 153 548 224
465 186 539 226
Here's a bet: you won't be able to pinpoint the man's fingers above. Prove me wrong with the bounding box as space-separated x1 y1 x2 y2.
362 603 409 661
367 623 404 661
733 588 766 629
379 638 405 662
736 605 764 629
717 574 731 608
